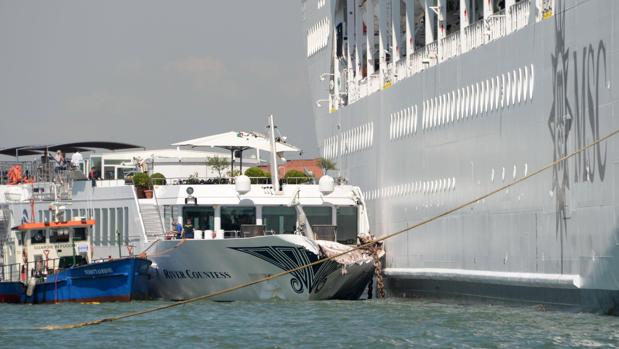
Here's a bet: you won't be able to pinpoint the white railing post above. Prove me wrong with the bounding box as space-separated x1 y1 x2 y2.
460 0 471 53
405 0 415 71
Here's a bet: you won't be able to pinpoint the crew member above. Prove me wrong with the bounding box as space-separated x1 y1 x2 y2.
183 219 194 239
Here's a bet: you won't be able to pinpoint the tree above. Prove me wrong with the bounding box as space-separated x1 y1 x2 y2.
317 157 337 176
207 157 230 178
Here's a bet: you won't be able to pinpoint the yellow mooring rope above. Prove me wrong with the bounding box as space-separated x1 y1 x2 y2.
43 127 619 330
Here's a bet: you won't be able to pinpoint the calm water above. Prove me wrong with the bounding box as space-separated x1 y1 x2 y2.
1 299 618 348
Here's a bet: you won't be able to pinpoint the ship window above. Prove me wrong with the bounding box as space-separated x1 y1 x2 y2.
73 228 86 241
116 208 124 244
305 206 332 226
529 64 535 100
109 208 116 244
17 231 25 245
523 66 529 101
518 68 523 103
124 207 129 244
50 229 69 243
221 207 256 233
183 206 215 231
31 230 46 244
94 208 101 245
262 206 296 234
511 70 517 104
102 209 108 245
336 206 358 244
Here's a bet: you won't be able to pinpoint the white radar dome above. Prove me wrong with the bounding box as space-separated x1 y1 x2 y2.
235 175 251 194
319 175 335 194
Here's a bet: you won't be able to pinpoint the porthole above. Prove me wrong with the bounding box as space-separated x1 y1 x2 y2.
501 74 506 108
501 167 506 181
524 163 528 177
491 168 495 183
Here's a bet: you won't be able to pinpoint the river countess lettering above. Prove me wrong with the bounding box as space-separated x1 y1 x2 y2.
163 269 231 280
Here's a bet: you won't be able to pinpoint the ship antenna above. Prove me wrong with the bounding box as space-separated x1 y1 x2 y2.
267 115 280 192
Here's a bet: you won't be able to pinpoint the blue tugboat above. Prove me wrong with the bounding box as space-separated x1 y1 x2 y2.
0 218 151 304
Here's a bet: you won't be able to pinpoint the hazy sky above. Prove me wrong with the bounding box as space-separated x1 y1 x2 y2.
0 1 316 157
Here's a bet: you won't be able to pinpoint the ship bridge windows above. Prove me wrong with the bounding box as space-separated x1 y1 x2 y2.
262 206 297 235
73 228 87 241
50 229 70 243
183 206 215 231
336 206 358 244
221 207 256 234
31 230 46 244
305 206 332 226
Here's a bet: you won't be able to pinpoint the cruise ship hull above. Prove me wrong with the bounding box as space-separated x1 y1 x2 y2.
303 0 619 312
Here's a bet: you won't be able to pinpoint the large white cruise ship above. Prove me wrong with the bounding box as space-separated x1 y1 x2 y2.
301 0 619 312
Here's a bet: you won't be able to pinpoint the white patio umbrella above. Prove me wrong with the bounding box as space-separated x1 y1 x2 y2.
172 131 300 173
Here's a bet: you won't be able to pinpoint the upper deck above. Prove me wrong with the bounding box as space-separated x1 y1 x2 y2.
303 0 553 112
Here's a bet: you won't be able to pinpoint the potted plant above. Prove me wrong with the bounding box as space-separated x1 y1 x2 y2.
132 172 151 198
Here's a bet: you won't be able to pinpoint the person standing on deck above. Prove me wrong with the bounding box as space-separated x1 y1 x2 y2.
183 219 194 239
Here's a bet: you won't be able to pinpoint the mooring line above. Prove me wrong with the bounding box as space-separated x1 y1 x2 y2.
42 127 619 331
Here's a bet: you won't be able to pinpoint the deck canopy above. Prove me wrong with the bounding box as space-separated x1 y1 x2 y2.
172 131 300 173
172 131 300 153
0 142 143 157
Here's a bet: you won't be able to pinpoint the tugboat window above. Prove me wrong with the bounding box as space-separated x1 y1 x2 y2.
73 228 87 241
221 207 256 233
50 229 70 243
31 230 46 244
262 206 297 234
336 206 358 244
183 206 215 230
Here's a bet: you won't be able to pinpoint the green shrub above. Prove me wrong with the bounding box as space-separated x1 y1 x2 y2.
132 172 151 189
150 172 166 186
244 167 267 177
284 169 307 178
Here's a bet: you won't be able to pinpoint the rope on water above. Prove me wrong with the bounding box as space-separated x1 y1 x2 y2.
42 127 619 330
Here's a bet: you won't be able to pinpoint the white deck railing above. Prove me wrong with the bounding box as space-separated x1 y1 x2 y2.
340 1 533 107
510 0 530 32
441 31 461 61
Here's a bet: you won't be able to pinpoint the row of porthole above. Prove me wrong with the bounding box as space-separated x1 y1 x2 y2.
364 177 457 201
491 164 529 183
322 122 374 159
390 105 419 140
317 0 326 9
421 64 535 130
307 17 330 57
